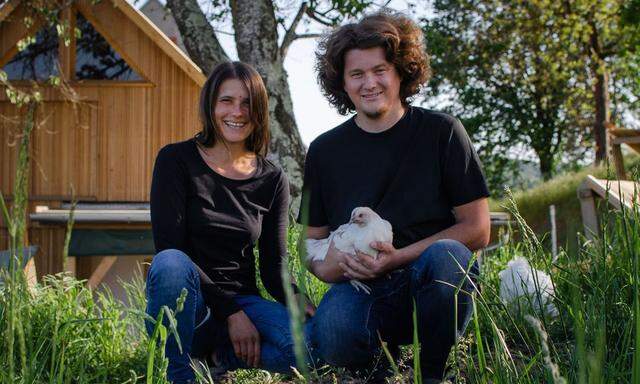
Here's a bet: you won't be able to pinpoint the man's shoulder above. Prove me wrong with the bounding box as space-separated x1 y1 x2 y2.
409 106 459 130
308 118 354 151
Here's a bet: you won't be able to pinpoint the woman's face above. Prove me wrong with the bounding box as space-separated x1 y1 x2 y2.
214 78 253 145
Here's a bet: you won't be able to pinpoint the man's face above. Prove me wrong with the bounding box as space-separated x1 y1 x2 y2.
343 47 402 119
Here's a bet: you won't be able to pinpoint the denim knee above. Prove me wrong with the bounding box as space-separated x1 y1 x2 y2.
313 284 374 366
147 249 198 293
410 239 477 290
315 316 372 366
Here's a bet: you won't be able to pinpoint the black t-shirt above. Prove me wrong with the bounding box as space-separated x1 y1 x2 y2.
150 139 291 321
298 106 490 248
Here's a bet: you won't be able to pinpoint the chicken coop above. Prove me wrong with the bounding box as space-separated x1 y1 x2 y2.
0 0 205 295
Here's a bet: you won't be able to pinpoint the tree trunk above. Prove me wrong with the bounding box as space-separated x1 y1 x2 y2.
166 0 229 73
589 26 610 165
230 0 307 206
167 0 229 76
592 62 610 165
535 149 554 181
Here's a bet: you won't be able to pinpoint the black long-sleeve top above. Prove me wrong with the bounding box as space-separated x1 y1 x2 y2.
150 139 292 321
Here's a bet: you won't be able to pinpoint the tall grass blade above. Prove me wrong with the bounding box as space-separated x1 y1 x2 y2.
377 331 399 377
281 260 310 380
0 191 13 236
413 300 422 384
525 315 566 384
471 295 487 382
281 192 312 380
62 186 77 267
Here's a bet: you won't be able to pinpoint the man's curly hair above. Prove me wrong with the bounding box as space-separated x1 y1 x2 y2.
315 11 430 115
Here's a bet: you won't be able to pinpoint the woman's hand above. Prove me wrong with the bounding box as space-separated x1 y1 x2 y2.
295 293 316 318
227 310 260 367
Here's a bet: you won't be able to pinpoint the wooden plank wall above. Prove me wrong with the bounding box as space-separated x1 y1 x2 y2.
0 102 21 198
0 0 202 276
31 101 98 199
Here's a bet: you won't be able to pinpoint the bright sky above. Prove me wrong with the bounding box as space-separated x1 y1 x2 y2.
135 0 424 145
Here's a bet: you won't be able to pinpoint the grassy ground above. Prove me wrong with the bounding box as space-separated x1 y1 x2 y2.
2 190 640 383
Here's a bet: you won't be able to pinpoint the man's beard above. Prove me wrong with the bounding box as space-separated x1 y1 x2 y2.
362 106 386 119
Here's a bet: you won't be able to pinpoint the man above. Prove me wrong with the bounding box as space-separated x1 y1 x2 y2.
298 12 491 383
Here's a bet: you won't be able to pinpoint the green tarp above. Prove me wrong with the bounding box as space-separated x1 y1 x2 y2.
69 229 154 256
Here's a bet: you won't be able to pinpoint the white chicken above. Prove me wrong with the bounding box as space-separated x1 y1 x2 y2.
305 207 393 293
499 257 558 318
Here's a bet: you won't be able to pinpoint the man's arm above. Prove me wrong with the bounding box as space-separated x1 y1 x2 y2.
398 197 490 261
305 226 353 283
340 198 490 280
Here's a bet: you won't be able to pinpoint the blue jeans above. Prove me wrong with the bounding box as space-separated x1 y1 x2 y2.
311 239 478 380
145 249 314 384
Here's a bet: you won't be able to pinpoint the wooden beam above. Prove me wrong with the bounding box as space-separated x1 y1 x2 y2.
86 256 117 289
0 3 45 67
78 0 205 87
612 136 640 145
577 175 640 239
74 2 154 84
110 0 205 86
58 6 76 81
582 175 639 211
0 0 20 24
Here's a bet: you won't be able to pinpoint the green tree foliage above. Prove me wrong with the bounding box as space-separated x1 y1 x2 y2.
572 0 640 163
423 0 639 192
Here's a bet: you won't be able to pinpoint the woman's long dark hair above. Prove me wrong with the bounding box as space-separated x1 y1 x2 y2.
196 61 270 156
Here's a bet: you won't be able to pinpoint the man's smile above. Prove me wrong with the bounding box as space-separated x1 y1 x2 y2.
362 91 383 100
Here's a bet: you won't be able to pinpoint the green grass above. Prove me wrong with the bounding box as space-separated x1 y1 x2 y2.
2 194 639 383
1 193 639 383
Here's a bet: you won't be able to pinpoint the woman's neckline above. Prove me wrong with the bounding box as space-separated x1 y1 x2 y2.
192 139 261 181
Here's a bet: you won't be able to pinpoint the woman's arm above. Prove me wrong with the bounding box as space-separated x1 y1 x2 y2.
258 172 295 303
150 145 188 252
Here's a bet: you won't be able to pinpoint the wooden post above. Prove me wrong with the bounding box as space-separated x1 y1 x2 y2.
610 134 627 180
549 205 557 261
578 187 599 240
24 257 37 287
86 256 117 289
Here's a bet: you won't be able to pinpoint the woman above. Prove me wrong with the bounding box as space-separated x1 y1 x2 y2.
146 62 313 384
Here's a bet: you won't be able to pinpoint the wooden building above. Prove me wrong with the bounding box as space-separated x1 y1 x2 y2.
0 0 205 292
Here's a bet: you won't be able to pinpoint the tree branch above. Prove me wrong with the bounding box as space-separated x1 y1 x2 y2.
304 7 335 27
295 33 322 39
280 2 308 58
